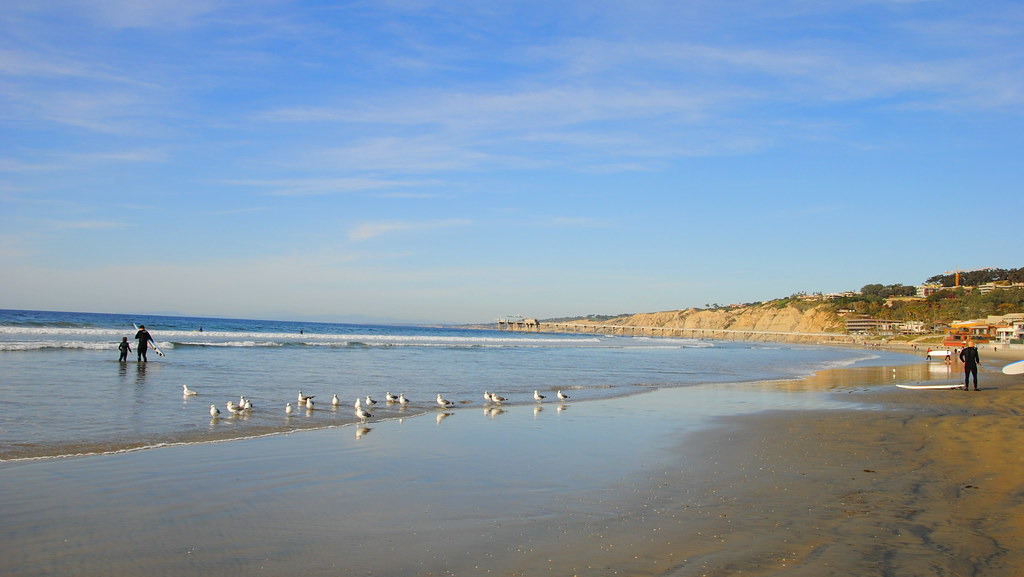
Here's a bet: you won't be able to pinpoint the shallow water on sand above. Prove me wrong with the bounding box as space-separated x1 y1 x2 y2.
1 382 869 577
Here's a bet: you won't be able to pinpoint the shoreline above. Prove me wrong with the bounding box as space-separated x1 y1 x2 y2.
3 353 1024 575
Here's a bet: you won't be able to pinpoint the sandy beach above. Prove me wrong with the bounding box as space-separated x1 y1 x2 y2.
3 353 1024 576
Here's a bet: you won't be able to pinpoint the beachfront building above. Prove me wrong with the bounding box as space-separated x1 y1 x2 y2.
943 320 997 347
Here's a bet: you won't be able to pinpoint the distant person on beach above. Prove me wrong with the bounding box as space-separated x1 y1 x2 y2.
959 341 980 391
135 325 154 362
118 337 131 362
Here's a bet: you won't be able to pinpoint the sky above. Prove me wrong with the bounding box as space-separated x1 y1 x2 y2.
1 1 1022 324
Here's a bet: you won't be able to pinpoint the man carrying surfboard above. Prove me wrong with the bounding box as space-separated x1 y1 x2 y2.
959 340 980 391
135 324 154 362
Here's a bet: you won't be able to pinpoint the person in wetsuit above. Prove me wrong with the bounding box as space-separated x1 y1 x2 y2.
118 337 131 362
958 340 980 391
135 325 153 362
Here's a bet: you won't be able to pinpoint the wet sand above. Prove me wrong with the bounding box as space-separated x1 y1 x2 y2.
3 358 1024 576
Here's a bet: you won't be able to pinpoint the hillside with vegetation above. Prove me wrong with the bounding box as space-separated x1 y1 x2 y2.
548 267 1024 337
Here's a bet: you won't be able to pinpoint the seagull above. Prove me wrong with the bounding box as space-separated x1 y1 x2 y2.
436 393 453 407
210 404 220 417
398 393 410 406
332 394 340 407
557 390 570 401
182 384 198 396
385 392 399 403
490 393 507 404
533 390 546 402
354 397 362 410
226 401 245 415
242 398 253 410
355 406 372 421
305 397 315 410
285 402 294 415
484 391 493 403
298 391 315 404
364 395 377 407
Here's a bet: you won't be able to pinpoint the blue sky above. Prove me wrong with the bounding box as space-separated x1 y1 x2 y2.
2 1 1021 324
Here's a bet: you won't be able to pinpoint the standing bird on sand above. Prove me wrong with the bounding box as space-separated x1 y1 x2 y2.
436 393 453 408
490 393 507 404
285 402 294 415
533 390 546 402
183 384 198 397
210 404 220 417
557 390 570 401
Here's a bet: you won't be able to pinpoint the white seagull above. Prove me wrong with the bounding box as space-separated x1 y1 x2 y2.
385 392 399 403
490 393 507 404
298 391 315 404
355 406 372 421
285 402 294 415
354 397 362 410
305 397 315 410
364 395 377 407
436 393 453 407
332 394 340 407
398 393 410 406
182 384 198 396
533 390 546 402
226 401 245 415
484 391 493 402
557 390 570 401
210 404 220 417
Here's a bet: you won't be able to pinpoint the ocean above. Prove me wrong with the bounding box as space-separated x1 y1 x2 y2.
0 309 918 461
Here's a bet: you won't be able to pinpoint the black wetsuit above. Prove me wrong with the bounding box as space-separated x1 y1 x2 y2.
135 329 152 362
118 340 131 362
959 346 980 390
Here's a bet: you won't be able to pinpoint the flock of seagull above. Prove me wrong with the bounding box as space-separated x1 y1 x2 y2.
188 383 571 422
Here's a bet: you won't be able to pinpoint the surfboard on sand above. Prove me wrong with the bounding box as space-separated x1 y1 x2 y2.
133 323 165 357
896 383 965 390
1003 360 1024 375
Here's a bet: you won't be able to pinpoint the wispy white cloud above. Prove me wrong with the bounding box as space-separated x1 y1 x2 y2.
348 218 472 241
46 219 129 230
225 176 438 196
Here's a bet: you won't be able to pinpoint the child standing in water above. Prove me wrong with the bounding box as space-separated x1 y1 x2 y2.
118 337 131 362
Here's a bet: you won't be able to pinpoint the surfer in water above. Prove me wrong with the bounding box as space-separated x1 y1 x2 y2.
118 337 131 362
134 325 154 362
959 340 980 391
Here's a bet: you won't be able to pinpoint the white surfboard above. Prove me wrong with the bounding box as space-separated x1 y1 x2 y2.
1002 360 1024 375
133 323 165 357
896 383 964 390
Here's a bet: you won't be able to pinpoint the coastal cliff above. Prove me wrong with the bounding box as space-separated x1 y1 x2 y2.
537 303 850 343
598 303 843 333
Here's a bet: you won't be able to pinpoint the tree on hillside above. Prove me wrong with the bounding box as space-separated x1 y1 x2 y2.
924 267 1024 287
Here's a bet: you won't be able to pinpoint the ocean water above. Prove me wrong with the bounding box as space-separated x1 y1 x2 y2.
0 309 917 461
